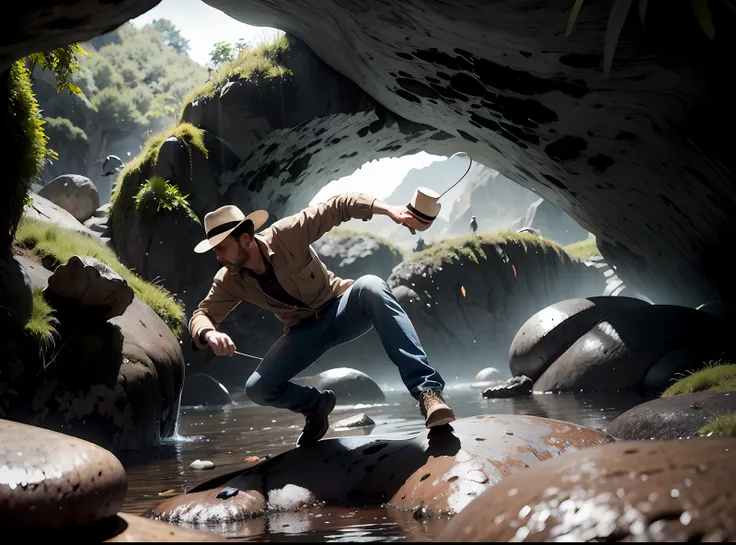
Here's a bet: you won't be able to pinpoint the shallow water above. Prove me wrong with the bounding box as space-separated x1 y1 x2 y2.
118 387 652 541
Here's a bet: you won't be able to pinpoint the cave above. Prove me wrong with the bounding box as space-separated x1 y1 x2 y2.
4 0 735 312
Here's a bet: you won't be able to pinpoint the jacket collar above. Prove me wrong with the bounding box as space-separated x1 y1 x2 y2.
254 232 275 259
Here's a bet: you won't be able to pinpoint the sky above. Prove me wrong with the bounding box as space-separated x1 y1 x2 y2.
130 0 448 200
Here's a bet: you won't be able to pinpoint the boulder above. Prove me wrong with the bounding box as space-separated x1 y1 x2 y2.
45 255 134 320
38 174 100 223
6 256 184 452
0 419 127 530
509 296 651 381
437 438 736 542
482 375 533 399
94 203 111 218
23 192 97 237
312 230 404 281
533 304 733 393
333 413 375 428
84 215 109 233
103 513 224 541
386 236 606 379
181 373 232 407
470 366 501 389
607 391 736 440
294 367 385 403
148 415 613 524
0 250 33 326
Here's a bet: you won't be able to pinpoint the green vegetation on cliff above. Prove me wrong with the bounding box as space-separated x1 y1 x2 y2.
564 236 601 260
32 21 206 181
0 61 57 248
134 175 199 223
662 363 736 397
698 413 736 437
181 34 291 114
15 217 185 337
407 232 569 267
108 122 206 233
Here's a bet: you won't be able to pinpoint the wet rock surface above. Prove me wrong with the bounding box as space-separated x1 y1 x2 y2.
147 415 612 525
437 438 736 542
510 296 650 382
294 367 386 403
607 392 736 440
23 192 98 237
0 420 127 530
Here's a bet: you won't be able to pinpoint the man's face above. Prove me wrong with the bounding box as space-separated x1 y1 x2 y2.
213 234 251 275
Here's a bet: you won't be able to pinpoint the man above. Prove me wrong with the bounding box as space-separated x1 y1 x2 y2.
189 192 455 447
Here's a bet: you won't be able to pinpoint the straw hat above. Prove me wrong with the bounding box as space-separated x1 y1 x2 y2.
405 187 442 232
194 205 268 253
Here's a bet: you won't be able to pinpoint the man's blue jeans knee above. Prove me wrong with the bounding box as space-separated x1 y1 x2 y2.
244 274 445 413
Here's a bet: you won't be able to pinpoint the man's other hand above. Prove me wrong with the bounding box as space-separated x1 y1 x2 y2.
205 330 236 357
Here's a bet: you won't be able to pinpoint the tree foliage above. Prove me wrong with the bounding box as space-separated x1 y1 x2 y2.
209 39 248 67
32 21 206 183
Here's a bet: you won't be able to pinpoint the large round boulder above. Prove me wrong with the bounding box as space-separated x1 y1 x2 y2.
5 256 184 452
312 229 404 281
294 367 385 403
0 419 127 530
533 304 732 393
607 391 736 440
148 415 613 525
510 296 650 381
38 174 100 223
437 438 736 542
386 235 606 380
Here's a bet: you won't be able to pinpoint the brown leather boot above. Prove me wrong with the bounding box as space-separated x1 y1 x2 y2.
419 389 456 428
296 390 337 447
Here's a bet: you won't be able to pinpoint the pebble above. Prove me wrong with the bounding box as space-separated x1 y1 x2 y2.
190 459 216 470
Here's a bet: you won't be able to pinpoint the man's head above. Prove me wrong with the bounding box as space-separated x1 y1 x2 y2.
212 220 255 274
193 205 269 272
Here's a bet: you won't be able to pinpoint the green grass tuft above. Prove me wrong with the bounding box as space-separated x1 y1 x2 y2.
24 288 58 346
662 363 736 397
406 231 568 267
15 217 185 337
563 236 601 260
697 413 736 437
134 175 200 223
180 34 291 116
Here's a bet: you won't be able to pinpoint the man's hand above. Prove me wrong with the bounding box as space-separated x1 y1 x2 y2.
205 330 236 357
372 201 415 226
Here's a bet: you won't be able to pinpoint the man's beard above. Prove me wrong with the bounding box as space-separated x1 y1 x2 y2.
220 246 249 275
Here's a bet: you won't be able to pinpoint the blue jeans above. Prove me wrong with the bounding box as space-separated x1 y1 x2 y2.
245 274 445 413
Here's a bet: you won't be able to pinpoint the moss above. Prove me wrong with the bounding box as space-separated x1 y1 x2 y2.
406 231 568 267
662 363 736 397
108 121 206 233
180 34 291 116
24 288 58 346
134 175 200 223
15 217 185 337
697 413 736 437
564 236 601 260
326 228 407 258
1 61 56 249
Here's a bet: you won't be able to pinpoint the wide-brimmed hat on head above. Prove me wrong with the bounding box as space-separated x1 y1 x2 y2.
194 205 268 253
405 187 442 232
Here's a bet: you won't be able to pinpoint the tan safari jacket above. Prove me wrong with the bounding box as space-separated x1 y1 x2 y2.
189 192 377 349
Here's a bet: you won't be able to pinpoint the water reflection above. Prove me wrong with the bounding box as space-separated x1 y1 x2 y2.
118 388 653 541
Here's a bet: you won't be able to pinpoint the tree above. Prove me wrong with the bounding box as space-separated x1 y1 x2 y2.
209 41 235 68
150 18 190 55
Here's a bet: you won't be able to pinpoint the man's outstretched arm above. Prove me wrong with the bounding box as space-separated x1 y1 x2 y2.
274 192 414 246
189 269 241 352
